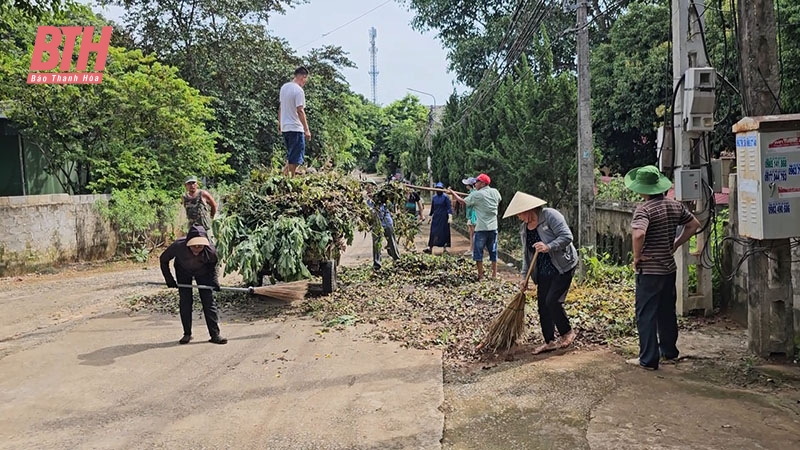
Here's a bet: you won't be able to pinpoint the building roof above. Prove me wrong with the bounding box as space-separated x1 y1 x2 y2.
598 175 729 205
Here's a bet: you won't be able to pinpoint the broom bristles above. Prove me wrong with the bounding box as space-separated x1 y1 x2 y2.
251 281 309 302
480 291 528 351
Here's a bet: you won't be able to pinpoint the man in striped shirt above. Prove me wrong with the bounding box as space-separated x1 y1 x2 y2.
625 165 700 370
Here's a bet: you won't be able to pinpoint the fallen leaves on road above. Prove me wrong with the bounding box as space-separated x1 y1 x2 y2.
126 252 638 364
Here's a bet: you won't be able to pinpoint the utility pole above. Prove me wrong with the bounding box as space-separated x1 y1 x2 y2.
576 0 596 251
671 0 713 315
734 0 793 357
408 88 436 187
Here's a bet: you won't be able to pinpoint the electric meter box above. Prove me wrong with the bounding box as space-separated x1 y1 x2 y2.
674 168 702 201
683 68 716 132
733 114 800 239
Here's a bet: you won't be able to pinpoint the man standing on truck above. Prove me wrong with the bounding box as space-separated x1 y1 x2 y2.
279 66 311 177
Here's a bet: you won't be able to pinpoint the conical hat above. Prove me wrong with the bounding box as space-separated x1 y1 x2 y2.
502 191 547 218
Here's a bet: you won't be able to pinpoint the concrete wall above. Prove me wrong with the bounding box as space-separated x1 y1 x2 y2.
0 194 118 275
595 200 636 264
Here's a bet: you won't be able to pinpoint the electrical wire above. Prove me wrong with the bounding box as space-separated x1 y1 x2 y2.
296 0 393 50
689 0 712 65
664 74 685 176
776 0 784 111
437 0 632 139
436 0 553 136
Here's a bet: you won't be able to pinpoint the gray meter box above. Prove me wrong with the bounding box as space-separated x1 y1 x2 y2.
683 68 716 132
674 168 702 201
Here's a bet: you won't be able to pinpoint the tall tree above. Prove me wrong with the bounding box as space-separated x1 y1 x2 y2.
0 5 230 194
104 0 369 177
374 95 429 178
778 0 800 113
402 0 631 88
590 1 670 174
422 54 577 223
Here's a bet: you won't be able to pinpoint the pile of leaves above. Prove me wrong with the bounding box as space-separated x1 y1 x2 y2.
302 253 638 362
214 170 417 285
126 252 638 364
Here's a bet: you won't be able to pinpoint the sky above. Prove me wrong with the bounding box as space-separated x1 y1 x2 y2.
88 0 461 107
269 0 461 106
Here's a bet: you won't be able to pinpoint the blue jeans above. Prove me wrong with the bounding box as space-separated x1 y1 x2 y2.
472 230 498 262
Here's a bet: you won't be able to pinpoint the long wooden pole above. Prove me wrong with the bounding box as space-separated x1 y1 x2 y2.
404 183 468 197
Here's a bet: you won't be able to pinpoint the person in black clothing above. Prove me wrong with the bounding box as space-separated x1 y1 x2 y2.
504 191 579 354
160 224 227 345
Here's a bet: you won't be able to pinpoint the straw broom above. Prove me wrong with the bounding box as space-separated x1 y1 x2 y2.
247 281 309 302
478 249 539 352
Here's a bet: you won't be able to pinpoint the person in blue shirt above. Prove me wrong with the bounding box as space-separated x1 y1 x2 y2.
364 181 400 270
461 177 478 255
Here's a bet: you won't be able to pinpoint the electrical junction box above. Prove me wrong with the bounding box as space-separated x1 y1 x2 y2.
733 114 800 239
683 67 716 132
674 168 702 201
710 159 723 193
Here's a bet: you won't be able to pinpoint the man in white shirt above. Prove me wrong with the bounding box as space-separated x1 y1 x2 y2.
279 66 311 176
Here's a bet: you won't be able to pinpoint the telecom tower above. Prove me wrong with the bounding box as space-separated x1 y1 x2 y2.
368 27 378 104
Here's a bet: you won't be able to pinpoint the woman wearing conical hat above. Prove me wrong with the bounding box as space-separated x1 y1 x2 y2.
503 192 579 354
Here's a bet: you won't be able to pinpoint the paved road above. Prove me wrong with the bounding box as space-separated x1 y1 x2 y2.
0 233 444 450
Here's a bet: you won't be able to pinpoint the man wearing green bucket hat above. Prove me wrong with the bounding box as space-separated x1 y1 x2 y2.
624 165 700 370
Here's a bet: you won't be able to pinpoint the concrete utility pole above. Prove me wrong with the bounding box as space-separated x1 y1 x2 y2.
407 88 436 187
671 0 713 315
576 0 596 250
735 0 794 357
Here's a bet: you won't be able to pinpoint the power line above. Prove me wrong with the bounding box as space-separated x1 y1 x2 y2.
437 0 629 138
437 0 553 135
297 0 392 50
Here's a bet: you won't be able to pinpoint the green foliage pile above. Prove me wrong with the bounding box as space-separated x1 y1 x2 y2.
304 251 637 363
214 171 416 285
129 251 639 364
567 250 636 343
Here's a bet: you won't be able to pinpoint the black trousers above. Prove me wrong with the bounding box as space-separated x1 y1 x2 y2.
635 272 679 369
176 267 221 338
537 268 575 343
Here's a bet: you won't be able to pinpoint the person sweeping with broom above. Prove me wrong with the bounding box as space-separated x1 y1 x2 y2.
161 224 227 345
505 191 578 354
